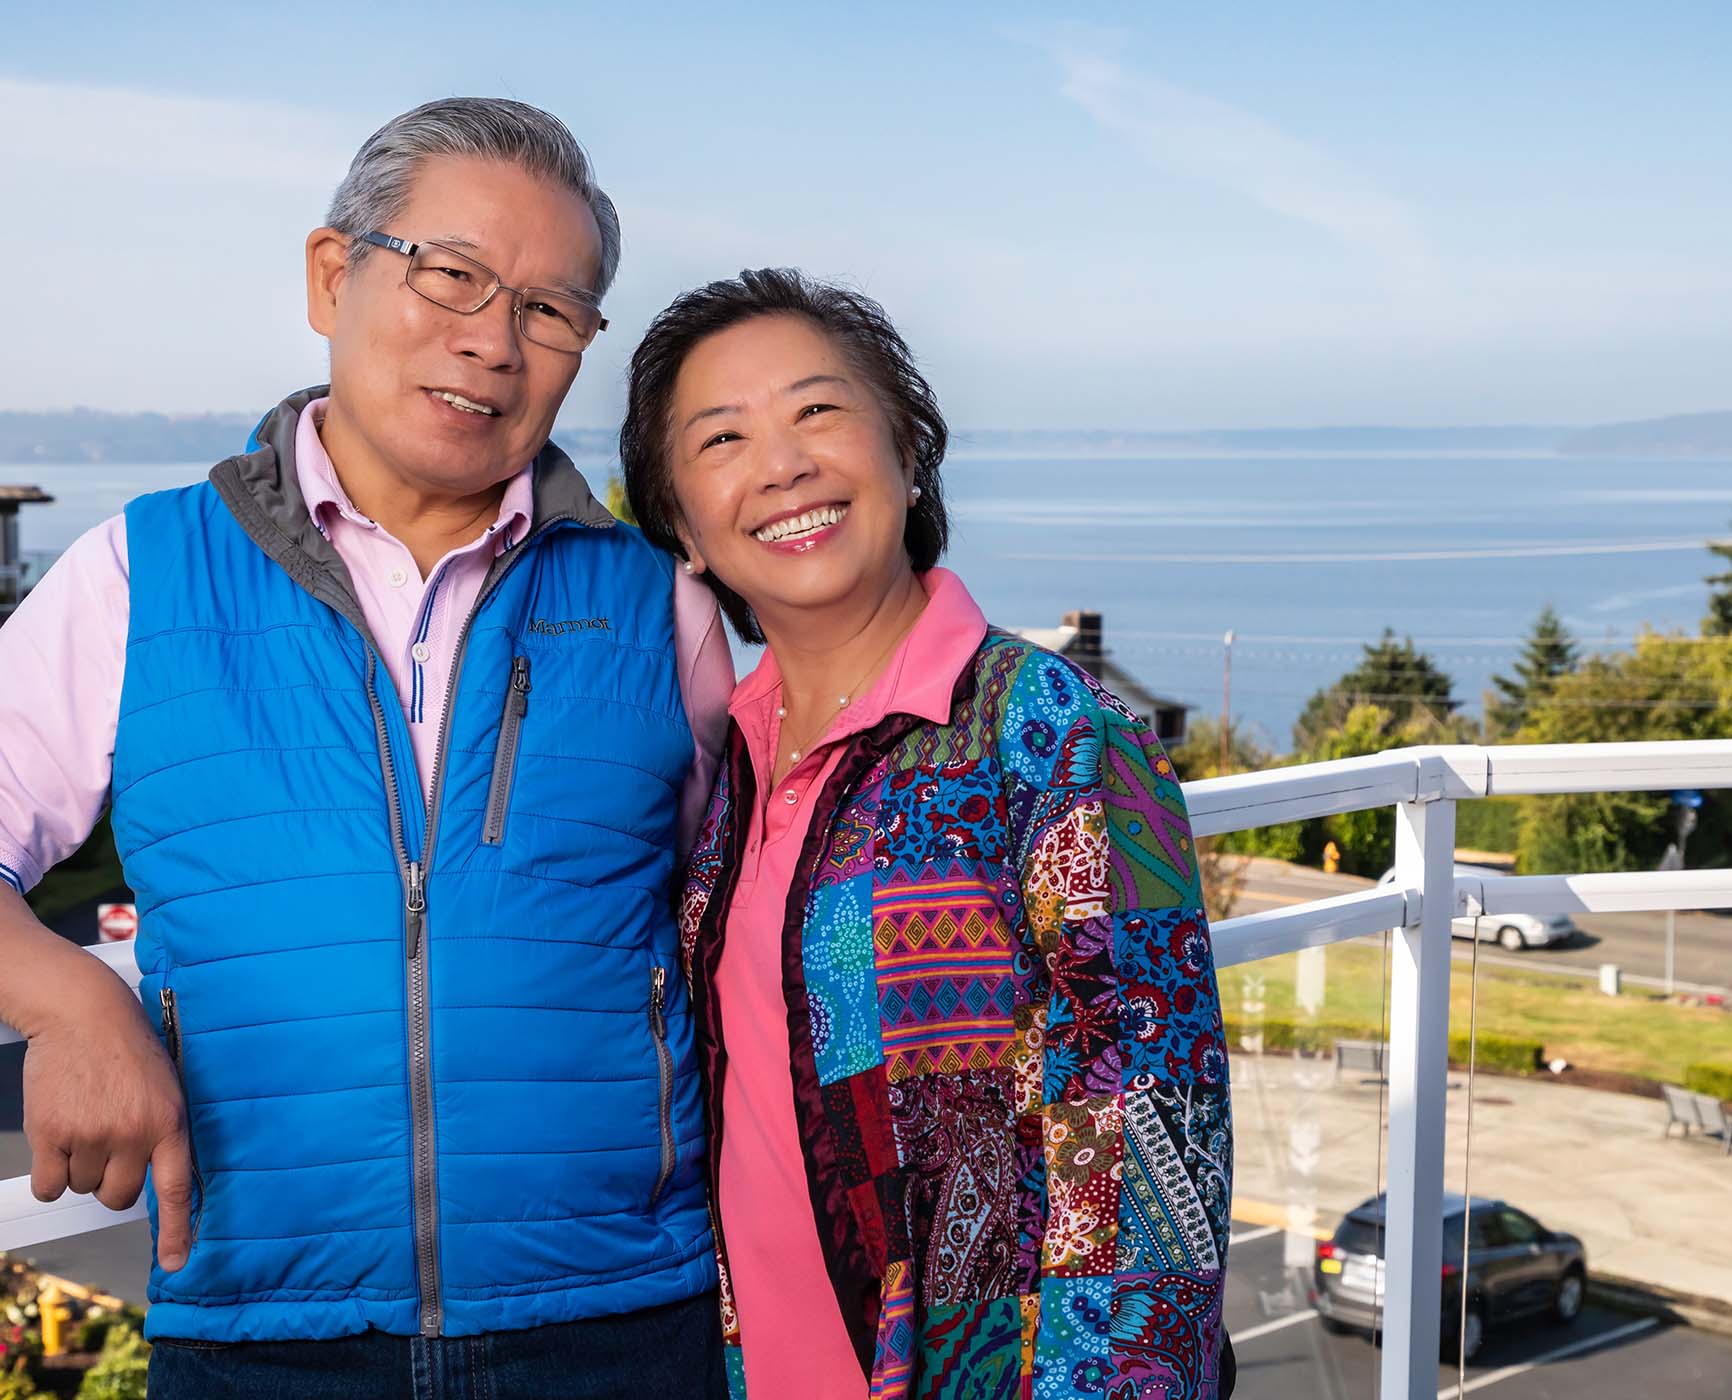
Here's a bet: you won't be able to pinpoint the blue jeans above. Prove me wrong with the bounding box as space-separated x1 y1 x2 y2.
145 1291 727 1399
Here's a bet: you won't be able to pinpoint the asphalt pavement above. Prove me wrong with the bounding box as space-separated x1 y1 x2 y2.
1233 857 1732 992
1224 1220 1732 1399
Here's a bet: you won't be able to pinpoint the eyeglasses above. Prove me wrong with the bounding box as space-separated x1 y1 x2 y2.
358 231 609 354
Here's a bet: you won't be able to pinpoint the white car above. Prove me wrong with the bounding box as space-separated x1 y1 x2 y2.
1376 863 1577 952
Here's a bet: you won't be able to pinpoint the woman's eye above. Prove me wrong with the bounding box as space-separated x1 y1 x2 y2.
701 430 741 450
798 402 837 420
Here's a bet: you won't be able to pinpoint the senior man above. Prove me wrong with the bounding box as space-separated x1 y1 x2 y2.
0 99 731 1397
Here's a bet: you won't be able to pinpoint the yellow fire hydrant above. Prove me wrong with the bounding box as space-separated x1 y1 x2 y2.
39 1284 72 1357
1322 840 1341 875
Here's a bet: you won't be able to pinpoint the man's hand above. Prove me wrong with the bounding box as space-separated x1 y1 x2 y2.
16 947 196 1271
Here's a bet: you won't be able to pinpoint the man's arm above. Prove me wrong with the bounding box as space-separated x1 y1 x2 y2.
0 519 195 1268
0 886 195 1267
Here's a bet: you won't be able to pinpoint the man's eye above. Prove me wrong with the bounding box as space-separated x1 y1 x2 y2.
701 431 741 450
432 265 474 283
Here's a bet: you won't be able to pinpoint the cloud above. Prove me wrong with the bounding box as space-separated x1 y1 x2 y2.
1044 43 1435 285
0 76 360 187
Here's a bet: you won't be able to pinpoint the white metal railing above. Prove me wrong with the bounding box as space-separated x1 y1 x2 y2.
2 739 1730 1397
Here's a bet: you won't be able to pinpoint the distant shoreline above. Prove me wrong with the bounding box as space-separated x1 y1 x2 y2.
2 408 1729 466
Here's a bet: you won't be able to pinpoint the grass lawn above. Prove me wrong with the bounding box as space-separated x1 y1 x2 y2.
1217 938 1732 1086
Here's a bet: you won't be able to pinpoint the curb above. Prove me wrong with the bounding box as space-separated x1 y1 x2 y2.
1589 1273 1732 1340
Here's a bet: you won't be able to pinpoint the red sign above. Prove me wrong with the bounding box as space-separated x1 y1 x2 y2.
97 903 137 943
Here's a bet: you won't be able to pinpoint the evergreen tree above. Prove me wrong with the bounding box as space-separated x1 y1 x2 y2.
1704 526 1732 636
1293 629 1457 750
1487 604 1578 736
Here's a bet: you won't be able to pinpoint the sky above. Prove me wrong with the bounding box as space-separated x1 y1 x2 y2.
4 1 1730 430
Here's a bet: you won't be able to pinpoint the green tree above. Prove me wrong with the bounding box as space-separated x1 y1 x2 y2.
604 473 637 526
1515 632 1732 873
1486 604 1578 737
1703 527 1732 636
1168 716 1271 783
1294 629 1458 750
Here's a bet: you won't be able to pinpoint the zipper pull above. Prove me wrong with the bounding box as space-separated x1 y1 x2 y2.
509 655 532 716
406 860 426 958
650 966 667 1037
160 988 181 1060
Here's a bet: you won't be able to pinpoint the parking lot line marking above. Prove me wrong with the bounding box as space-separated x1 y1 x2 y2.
1434 1316 1661 1398
1233 1309 1319 1343
1230 1225 1283 1246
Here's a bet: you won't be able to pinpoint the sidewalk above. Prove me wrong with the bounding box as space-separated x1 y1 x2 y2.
1228 1047 1732 1308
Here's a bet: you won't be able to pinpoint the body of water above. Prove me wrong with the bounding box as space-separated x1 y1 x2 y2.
6 452 1728 750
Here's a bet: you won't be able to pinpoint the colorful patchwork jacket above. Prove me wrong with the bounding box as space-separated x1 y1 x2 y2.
678 630 1231 1398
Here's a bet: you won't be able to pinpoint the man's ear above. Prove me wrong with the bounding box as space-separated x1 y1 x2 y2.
306 228 351 338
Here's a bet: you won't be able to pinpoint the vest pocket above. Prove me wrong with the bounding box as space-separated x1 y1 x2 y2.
158 987 207 1242
482 655 532 846
648 966 676 1205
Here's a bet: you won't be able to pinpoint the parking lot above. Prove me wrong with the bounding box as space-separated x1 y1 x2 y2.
1224 1220 1732 1398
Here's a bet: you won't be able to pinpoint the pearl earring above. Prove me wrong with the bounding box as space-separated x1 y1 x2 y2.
682 560 695 574
910 484 923 503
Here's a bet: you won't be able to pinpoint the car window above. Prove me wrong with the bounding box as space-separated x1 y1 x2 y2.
1459 1212 1496 1254
1497 1209 1541 1245
1335 1216 1385 1255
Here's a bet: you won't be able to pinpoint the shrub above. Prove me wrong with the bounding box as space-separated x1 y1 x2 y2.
0 1367 40 1400
75 1322 149 1400
1451 1032 1543 1075
1686 1063 1732 1102
1222 1018 1544 1076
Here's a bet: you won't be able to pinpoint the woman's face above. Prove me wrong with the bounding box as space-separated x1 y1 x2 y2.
667 314 914 629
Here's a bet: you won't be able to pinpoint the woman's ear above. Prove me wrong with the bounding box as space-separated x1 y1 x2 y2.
673 521 708 577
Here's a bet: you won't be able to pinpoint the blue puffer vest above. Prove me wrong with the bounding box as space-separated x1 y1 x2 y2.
110 388 715 1342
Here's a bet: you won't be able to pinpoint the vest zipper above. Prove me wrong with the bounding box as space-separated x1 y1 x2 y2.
158 987 206 1244
481 656 532 846
363 515 579 1338
648 966 676 1205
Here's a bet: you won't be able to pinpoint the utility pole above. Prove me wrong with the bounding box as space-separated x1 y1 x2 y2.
1220 629 1235 776
1662 790 1701 995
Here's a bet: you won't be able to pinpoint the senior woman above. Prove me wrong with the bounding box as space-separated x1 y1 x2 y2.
619 269 1232 1399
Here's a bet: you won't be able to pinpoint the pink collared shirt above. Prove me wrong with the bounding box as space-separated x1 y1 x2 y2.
714 567 988 1400
0 400 732 896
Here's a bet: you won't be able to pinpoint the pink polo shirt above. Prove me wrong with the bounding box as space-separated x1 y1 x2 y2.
715 567 987 1399
0 399 732 896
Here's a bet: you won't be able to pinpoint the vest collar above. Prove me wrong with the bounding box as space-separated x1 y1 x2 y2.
208 385 614 648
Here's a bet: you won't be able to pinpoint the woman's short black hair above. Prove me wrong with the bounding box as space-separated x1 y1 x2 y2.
618 267 950 644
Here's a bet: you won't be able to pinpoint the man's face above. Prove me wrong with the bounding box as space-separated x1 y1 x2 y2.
308 154 603 496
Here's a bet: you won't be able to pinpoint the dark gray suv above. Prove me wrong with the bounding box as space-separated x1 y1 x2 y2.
1311 1193 1587 1362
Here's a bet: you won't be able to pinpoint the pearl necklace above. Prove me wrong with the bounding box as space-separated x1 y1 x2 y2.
775 619 918 772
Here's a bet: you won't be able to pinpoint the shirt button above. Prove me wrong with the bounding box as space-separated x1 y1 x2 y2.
411 642 431 664
389 568 408 589
783 789 799 806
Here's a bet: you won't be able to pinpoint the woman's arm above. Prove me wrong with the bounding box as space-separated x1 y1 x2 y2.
1009 655 1232 1397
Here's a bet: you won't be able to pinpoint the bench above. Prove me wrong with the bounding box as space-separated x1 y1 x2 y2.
1334 1039 1387 1085
1661 1083 1732 1154
1694 1093 1732 1155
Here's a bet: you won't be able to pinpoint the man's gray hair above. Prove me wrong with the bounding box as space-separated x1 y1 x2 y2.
326 97 621 298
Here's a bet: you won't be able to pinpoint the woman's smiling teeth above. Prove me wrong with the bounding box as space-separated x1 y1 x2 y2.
753 504 848 543
434 390 499 416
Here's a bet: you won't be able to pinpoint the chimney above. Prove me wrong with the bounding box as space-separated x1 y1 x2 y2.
1063 609 1105 682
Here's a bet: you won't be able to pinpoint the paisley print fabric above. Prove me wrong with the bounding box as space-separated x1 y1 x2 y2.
683 630 1230 1397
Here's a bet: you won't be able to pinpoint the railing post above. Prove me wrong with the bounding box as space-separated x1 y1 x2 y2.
1382 794 1455 1396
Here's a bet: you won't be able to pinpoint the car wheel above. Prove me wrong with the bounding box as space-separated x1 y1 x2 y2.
1497 924 1525 952
1553 1268 1585 1323
1444 1302 1485 1364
